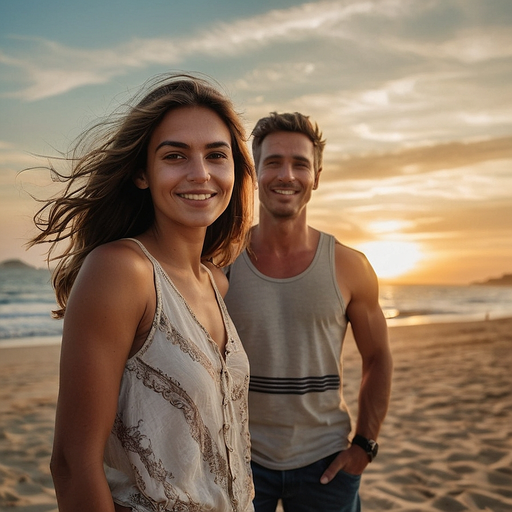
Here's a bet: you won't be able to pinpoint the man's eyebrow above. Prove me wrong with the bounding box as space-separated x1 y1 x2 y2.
155 140 231 152
263 153 311 163
262 153 283 162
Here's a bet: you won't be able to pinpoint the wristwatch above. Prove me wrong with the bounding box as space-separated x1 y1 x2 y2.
351 434 379 462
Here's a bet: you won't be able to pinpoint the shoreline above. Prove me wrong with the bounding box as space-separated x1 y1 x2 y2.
1 317 512 510
2 312 511 350
385 311 511 328
0 335 62 350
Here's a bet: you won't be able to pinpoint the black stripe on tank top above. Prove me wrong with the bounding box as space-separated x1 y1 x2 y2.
249 375 340 395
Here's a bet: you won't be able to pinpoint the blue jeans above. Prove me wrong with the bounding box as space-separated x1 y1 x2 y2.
251 452 361 512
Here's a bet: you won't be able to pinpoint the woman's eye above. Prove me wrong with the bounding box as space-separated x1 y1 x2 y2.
163 153 183 160
208 152 227 160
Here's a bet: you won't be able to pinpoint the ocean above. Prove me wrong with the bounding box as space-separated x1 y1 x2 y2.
1 266 512 348
0 266 63 348
379 283 512 326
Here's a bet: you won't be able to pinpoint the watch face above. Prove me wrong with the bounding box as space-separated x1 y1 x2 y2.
368 440 378 459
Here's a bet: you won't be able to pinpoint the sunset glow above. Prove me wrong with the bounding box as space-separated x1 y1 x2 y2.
356 241 423 280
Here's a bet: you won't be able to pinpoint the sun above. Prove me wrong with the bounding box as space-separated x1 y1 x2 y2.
356 241 422 280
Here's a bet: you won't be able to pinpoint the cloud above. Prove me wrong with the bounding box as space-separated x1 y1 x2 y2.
308 159 512 265
384 26 512 64
310 137 512 239
0 0 418 101
242 53 512 156
422 202 512 234
320 136 512 181
234 63 317 92
0 141 42 168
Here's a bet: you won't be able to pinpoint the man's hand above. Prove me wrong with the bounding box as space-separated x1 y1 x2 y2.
320 446 369 484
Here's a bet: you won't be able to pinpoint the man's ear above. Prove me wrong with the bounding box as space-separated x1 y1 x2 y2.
313 167 322 190
134 170 149 190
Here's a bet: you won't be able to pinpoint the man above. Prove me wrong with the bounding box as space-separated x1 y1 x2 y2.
224 112 393 512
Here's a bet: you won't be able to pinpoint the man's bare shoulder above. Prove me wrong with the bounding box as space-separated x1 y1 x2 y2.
334 239 372 269
333 238 379 298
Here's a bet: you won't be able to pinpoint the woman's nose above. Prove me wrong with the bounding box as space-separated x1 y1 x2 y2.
187 159 211 183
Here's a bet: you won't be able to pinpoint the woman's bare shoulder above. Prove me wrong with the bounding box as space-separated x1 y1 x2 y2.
83 239 152 275
70 239 154 307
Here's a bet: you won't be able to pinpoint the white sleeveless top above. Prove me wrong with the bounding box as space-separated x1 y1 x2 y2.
104 239 254 511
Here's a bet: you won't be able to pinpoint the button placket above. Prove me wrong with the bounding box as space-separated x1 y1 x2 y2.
220 359 239 488
220 361 232 451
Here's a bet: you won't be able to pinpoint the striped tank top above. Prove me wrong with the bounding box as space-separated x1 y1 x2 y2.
224 232 352 470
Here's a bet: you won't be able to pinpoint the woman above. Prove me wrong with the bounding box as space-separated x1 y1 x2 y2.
29 74 256 511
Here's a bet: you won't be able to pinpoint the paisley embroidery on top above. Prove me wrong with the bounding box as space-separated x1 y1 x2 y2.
128 357 230 489
158 312 218 381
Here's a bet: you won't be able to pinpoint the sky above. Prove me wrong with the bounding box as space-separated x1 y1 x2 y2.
1 0 511 285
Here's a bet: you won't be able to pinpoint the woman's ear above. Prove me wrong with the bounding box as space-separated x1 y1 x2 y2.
134 170 149 190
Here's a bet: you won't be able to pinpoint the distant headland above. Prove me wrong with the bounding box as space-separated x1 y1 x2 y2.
0 259 37 269
472 274 512 287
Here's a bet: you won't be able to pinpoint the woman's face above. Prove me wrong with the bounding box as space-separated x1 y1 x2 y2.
136 106 235 232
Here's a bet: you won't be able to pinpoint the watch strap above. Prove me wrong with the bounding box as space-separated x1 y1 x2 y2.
351 434 378 462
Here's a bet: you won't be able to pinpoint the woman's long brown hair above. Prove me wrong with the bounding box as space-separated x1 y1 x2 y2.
27 74 255 318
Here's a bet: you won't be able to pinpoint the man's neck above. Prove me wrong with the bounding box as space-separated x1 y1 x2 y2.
253 208 311 249
247 210 320 278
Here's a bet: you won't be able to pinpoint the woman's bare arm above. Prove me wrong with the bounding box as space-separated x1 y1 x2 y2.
50 242 154 512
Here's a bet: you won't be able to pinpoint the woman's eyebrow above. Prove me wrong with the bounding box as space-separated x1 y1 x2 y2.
155 140 231 152
205 141 231 150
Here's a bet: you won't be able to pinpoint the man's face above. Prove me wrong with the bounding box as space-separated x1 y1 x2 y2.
257 131 320 220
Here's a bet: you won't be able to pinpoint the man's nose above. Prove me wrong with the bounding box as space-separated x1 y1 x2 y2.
277 162 295 182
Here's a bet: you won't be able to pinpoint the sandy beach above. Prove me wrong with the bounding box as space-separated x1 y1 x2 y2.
1 317 512 511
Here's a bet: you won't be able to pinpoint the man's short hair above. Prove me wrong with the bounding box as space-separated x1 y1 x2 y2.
251 112 326 173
